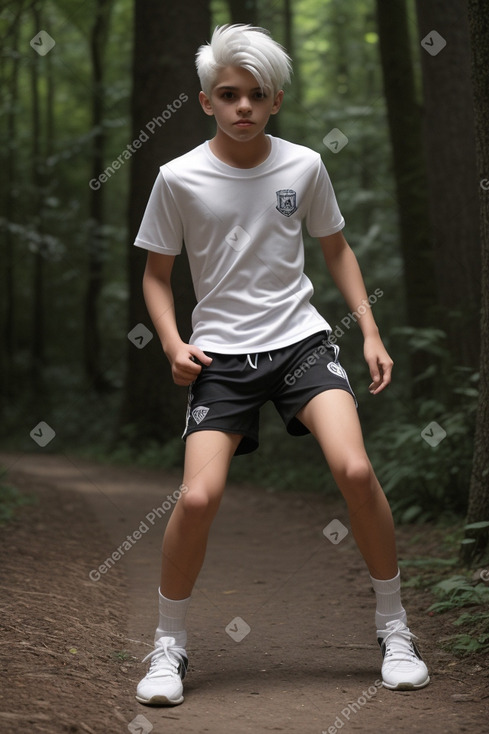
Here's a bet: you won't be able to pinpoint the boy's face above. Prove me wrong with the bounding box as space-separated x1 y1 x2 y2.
199 66 283 144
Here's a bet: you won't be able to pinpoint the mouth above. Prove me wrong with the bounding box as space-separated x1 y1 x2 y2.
234 120 254 127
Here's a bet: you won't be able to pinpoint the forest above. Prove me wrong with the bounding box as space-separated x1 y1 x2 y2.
1 0 488 651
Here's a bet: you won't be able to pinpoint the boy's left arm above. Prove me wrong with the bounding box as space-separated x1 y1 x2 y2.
319 231 393 395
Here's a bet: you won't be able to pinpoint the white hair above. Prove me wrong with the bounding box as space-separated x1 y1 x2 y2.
196 24 292 97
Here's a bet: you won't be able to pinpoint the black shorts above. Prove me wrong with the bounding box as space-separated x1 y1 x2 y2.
182 331 357 455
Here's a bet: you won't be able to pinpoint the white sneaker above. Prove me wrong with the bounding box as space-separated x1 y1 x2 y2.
136 636 188 705
377 619 430 690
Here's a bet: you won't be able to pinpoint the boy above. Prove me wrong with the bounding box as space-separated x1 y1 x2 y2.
134 24 429 705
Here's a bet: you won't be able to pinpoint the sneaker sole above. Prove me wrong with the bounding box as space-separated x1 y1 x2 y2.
135 694 184 706
382 675 430 691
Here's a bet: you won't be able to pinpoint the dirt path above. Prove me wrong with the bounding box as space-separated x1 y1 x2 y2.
0 451 487 734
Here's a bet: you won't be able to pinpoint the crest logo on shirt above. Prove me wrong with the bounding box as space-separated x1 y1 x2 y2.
276 189 297 217
191 405 209 424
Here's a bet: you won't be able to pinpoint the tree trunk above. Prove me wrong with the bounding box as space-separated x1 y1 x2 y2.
0 3 23 411
283 0 292 59
415 0 480 370
282 0 298 110
30 3 45 393
460 0 489 564
84 0 114 391
227 0 258 25
119 0 210 445
375 0 438 393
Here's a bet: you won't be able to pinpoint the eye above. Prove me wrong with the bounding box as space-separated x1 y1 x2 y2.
254 91 266 100
221 91 235 100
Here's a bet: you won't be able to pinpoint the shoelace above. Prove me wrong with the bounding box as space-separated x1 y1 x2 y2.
383 621 419 662
142 637 187 679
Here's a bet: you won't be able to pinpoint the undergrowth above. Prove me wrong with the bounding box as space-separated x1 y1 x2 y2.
400 521 489 657
0 469 36 525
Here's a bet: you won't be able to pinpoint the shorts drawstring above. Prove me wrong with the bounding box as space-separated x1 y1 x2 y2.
246 352 273 370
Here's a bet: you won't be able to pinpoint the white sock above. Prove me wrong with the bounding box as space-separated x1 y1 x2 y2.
370 569 407 630
155 588 191 648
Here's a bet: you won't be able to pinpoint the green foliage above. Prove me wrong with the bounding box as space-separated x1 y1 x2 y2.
371 399 473 523
449 613 489 655
111 649 132 662
400 522 489 656
464 521 489 530
364 328 477 523
428 574 489 655
429 575 489 612
108 432 185 471
0 0 131 411
0 470 36 525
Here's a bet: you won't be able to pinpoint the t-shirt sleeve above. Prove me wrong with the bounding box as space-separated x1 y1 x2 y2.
305 159 345 237
134 169 184 255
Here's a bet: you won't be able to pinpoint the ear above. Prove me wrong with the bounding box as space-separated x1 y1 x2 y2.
199 91 215 117
270 89 284 116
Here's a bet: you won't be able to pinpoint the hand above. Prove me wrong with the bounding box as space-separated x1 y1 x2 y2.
167 343 213 386
363 334 393 395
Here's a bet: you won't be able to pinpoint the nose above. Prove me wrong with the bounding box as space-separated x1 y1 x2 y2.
236 96 252 114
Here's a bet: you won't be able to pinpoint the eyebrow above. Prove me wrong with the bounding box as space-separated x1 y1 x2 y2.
215 85 262 91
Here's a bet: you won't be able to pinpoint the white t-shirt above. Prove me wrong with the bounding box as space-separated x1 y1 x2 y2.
134 135 345 353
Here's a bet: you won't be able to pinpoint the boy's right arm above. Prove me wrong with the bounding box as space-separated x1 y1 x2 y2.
142 251 212 386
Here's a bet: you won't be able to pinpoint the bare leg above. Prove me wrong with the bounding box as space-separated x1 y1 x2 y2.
160 430 242 600
296 390 398 580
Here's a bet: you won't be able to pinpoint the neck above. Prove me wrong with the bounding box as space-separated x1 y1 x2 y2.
209 130 271 168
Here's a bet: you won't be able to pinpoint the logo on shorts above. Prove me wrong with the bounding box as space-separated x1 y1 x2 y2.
327 362 347 380
276 189 297 217
191 405 209 424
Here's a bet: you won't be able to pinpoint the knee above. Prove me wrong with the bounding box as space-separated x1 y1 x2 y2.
335 457 373 493
177 484 221 523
